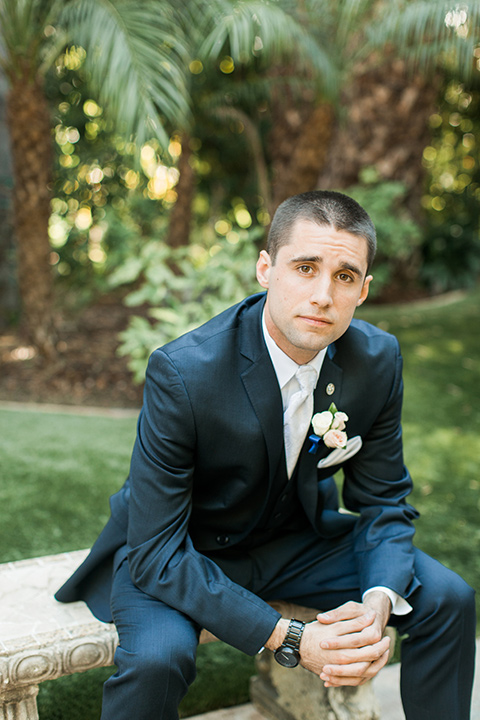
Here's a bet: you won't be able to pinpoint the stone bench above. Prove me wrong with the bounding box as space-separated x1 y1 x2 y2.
0 550 389 720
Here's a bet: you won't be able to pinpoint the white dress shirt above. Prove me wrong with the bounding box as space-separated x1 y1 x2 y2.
261 312 412 616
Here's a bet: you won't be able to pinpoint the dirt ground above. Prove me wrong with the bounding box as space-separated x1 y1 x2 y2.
0 297 144 409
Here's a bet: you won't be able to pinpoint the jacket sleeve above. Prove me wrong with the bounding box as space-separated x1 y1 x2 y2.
126 349 280 655
342 340 420 599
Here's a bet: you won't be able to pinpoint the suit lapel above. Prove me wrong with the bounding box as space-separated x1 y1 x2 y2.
297 343 344 521
238 296 285 486
313 344 344 446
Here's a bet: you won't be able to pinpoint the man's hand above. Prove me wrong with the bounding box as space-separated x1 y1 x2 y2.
315 592 392 687
265 592 392 687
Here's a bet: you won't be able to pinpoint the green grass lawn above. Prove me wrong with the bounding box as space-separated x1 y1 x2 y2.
0 409 137 562
0 288 478 719
358 289 480 593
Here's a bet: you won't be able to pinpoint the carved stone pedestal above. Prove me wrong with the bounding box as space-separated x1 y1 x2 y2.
250 650 381 720
0 685 39 720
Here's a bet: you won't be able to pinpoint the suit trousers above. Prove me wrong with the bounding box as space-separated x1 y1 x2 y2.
101 527 476 720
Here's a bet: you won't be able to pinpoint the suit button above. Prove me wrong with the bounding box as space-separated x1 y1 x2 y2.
280 495 288 502
274 513 282 520
216 535 230 546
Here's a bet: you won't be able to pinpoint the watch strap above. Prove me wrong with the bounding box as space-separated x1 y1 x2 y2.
282 618 305 652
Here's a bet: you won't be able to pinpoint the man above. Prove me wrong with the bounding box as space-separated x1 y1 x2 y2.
57 190 476 720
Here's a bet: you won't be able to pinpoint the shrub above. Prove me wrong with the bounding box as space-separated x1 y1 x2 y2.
109 228 262 382
345 168 423 296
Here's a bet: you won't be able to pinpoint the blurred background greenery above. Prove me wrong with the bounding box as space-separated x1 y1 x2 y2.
0 0 479 368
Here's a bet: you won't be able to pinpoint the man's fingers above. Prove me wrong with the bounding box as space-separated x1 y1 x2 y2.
368 647 391 675
320 623 386 650
321 636 390 668
318 615 381 648
321 648 391 687
323 675 370 688
317 601 368 624
323 645 390 674
322 659 371 677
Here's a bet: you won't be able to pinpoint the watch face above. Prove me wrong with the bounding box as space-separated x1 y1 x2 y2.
274 646 299 668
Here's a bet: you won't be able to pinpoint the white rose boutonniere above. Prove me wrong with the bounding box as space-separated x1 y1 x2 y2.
311 410 334 437
309 403 349 454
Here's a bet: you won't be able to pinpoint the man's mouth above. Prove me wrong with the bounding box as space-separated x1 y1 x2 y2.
299 315 333 327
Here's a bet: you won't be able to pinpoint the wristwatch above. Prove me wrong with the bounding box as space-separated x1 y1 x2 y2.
274 618 306 668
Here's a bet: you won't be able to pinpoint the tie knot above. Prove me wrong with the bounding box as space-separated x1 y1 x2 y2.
295 364 317 395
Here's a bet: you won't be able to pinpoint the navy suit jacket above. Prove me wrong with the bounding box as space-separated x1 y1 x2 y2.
56 292 419 655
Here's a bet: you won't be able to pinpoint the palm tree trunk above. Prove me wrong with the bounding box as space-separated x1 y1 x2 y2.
268 69 335 211
317 54 440 217
0 75 17 330
166 133 196 248
7 74 57 356
270 100 335 210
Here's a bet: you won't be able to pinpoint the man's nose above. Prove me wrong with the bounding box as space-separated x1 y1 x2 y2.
310 277 333 306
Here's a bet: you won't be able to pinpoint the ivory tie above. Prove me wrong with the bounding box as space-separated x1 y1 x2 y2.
284 365 318 478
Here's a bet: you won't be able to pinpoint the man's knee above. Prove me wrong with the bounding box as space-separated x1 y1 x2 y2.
113 599 199 687
409 551 476 629
431 565 475 618
116 626 198 690
136 642 197 686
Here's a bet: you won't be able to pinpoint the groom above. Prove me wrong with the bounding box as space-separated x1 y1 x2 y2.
57 190 475 719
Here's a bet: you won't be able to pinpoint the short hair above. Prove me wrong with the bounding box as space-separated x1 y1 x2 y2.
267 190 377 272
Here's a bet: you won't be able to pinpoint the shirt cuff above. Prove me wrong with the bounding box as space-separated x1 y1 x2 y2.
363 586 412 616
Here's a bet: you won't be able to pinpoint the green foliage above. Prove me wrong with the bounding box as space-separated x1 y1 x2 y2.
110 228 262 382
420 80 480 292
199 0 339 98
47 48 180 297
0 0 192 145
0 0 65 80
373 0 480 81
60 0 191 148
47 51 145 292
345 168 423 294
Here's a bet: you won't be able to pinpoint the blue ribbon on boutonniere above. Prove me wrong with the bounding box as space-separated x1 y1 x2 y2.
308 402 349 454
308 434 322 454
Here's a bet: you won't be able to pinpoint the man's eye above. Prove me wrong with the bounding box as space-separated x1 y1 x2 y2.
337 273 353 282
298 265 312 274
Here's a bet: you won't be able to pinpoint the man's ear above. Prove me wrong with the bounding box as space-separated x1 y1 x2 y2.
256 250 272 289
357 274 373 306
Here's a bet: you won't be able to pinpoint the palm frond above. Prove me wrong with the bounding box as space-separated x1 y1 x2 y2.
0 0 63 79
61 0 192 149
373 0 480 79
199 0 340 99
334 0 376 51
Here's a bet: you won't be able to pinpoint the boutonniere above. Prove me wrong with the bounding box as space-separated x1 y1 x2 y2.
308 403 349 454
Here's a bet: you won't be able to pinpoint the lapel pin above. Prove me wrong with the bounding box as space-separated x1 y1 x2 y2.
326 383 335 396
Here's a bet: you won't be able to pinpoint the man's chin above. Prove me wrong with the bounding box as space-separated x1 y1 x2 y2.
297 327 337 350
288 336 332 360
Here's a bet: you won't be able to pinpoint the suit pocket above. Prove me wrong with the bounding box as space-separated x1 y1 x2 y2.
317 435 363 469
